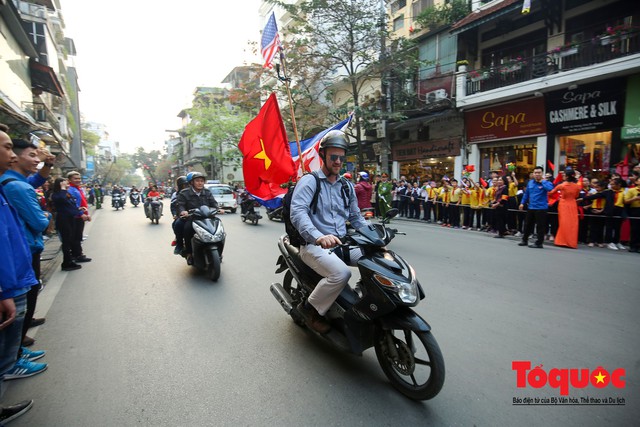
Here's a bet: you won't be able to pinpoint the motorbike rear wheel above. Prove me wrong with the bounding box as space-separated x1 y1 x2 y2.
374 329 444 401
252 217 259 225
206 248 221 282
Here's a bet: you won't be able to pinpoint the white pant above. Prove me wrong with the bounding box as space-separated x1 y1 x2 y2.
299 244 362 315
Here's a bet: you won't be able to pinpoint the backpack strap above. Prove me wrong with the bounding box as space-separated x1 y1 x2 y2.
0 178 17 186
309 172 354 213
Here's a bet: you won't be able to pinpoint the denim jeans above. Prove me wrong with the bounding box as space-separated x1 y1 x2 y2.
0 293 27 378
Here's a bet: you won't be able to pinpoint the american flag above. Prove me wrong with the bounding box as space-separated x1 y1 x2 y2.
261 12 281 69
289 115 353 178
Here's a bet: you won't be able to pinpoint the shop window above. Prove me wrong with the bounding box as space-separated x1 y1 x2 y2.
559 131 612 178
479 143 537 182
399 158 454 182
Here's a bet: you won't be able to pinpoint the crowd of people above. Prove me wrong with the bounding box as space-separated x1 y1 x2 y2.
351 165 640 252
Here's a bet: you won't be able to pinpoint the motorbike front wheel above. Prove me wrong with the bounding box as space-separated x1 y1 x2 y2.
206 248 221 282
374 329 445 401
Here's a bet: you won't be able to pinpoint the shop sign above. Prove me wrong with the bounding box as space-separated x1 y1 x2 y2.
392 138 461 161
466 98 546 143
622 74 640 141
546 78 625 134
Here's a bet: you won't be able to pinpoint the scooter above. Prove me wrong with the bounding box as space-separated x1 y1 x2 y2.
270 208 445 400
240 198 262 225
266 205 283 221
145 197 163 224
130 191 141 207
183 205 226 281
112 193 125 210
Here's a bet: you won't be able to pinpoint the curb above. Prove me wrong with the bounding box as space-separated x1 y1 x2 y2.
40 205 96 285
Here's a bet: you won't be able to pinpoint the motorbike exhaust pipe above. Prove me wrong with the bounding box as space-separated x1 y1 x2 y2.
270 283 293 314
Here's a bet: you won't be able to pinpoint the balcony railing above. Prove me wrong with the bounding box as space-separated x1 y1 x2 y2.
465 29 640 96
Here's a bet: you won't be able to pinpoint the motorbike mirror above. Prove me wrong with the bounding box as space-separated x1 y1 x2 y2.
385 208 399 219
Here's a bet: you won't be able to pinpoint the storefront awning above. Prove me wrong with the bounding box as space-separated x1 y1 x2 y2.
450 0 521 35
29 60 64 97
0 92 48 132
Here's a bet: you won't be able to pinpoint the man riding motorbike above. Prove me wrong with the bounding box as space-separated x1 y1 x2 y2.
290 130 367 334
170 176 188 254
176 172 222 263
144 185 162 218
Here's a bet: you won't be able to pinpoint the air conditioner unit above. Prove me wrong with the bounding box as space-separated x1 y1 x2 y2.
424 89 448 104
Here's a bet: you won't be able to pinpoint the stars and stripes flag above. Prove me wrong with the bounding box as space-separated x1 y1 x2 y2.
261 12 281 69
289 115 354 178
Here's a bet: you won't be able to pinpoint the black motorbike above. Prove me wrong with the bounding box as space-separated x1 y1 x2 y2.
130 191 141 207
270 209 444 400
145 197 163 224
183 205 226 281
266 205 283 221
240 198 262 225
111 193 125 210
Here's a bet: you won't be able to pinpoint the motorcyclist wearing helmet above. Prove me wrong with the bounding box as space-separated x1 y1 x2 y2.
354 171 373 210
170 176 188 254
290 130 367 334
175 172 221 259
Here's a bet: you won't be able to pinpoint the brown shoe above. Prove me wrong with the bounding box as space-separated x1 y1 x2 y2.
297 302 331 334
22 336 35 347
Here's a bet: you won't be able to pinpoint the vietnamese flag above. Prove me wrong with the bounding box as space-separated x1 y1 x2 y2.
238 93 296 208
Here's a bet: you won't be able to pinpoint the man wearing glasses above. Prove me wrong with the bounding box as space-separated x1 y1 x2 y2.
290 130 367 334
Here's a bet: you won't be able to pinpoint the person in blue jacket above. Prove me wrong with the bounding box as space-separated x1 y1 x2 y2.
518 166 554 248
0 137 52 359
0 125 44 423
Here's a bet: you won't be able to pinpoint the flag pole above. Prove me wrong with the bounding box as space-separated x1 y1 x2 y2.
276 49 306 174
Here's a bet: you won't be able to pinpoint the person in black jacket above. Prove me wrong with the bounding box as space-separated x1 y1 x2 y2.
176 172 221 261
51 177 86 271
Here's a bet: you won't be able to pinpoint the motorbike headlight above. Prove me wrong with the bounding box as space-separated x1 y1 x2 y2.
211 221 225 243
193 223 215 243
373 266 418 304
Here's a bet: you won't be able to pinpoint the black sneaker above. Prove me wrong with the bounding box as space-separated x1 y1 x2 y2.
0 400 34 424
529 243 543 249
74 256 92 263
173 246 183 255
518 241 528 246
61 263 82 271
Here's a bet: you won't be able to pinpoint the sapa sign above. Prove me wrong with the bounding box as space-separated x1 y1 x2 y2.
466 98 546 143
546 78 625 134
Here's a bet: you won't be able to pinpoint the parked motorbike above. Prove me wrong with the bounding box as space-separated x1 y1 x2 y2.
130 191 141 207
266 205 283 221
145 197 163 224
240 199 262 225
111 193 125 210
183 205 226 281
270 208 444 400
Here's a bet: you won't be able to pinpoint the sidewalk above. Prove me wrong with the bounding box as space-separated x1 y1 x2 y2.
40 205 97 285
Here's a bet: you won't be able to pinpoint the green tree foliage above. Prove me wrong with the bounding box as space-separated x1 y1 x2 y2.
415 0 471 30
81 127 100 156
269 0 422 171
184 96 251 181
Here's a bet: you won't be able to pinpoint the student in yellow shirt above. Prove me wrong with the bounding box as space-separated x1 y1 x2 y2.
461 178 472 229
439 180 451 226
468 179 483 230
506 172 519 233
423 182 438 222
449 179 462 228
623 175 640 252
484 180 496 231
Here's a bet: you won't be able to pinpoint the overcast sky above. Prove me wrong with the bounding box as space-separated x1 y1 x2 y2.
60 0 262 153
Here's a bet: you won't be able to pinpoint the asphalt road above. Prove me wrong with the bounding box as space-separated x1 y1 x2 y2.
6 199 639 426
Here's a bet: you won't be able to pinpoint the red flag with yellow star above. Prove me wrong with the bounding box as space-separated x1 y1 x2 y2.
238 93 295 207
